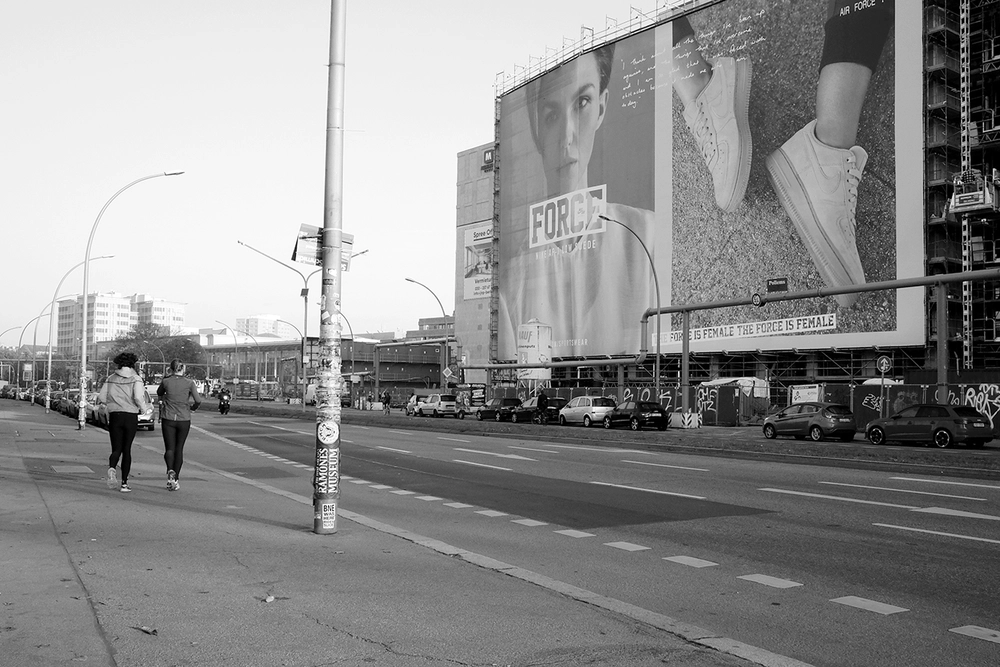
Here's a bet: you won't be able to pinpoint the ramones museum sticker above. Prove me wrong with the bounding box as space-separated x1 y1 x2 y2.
317 420 340 445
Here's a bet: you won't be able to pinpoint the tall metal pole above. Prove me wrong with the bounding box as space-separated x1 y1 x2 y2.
314 0 346 534
45 257 112 412
405 277 450 388
78 171 183 430
598 215 660 398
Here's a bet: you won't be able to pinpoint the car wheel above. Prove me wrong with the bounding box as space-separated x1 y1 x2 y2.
629 418 640 431
495 412 501 422
933 428 952 449
559 415 567 426
511 412 519 423
867 426 885 446
603 416 612 429
763 424 777 439
433 410 439 418
809 425 824 442
476 411 483 421
583 415 592 427
457 411 464 420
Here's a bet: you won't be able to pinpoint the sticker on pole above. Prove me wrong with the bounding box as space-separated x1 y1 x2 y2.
317 420 340 444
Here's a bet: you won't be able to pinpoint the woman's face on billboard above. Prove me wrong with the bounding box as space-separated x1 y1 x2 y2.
535 53 608 197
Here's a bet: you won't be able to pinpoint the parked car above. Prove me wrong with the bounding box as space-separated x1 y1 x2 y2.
762 402 857 442
511 396 568 424
49 390 65 411
558 395 617 427
138 390 156 431
476 397 522 421
59 389 82 417
603 400 669 431
84 392 101 424
866 403 993 448
416 393 459 418
405 393 432 416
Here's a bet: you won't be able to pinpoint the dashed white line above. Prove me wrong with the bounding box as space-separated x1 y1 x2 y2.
554 529 595 538
476 510 508 518
454 448 535 461
664 556 718 568
604 541 650 552
438 436 471 443
890 477 1000 490
622 460 708 472
452 459 512 471
415 495 442 501
390 490 416 496
443 502 474 509
388 429 413 436
592 481 705 499
738 574 803 589
512 519 548 527
830 596 908 615
509 445 560 454
377 446 411 454
760 488 917 509
369 484 392 490
873 523 1000 545
349 479 371 485
912 507 1000 521
949 625 1000 644
819 481 986 500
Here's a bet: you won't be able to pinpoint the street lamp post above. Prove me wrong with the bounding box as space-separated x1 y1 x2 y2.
78 171 183 430
215 321 241 386
45 257 113 413
275 318 308 410
235 329 262 400
598 215 661 398
405 277 451 389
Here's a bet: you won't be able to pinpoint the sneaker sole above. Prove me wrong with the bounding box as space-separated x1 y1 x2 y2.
107 471 118 489
765 148 863 308
719 57 753 213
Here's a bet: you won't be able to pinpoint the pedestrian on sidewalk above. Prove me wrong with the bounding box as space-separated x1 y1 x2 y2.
156 359 202 491
96 352 150 493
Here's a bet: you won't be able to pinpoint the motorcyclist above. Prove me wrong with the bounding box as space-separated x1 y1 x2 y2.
218 386 232 414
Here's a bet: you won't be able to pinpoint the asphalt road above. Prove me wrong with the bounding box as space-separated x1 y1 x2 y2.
189 410 1000 667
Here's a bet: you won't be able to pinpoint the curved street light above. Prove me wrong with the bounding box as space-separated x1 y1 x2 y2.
599 215 661 398
215 320 241 387
405 277 452 388
275 318 308 411
79 171 184 430
44 256 113 413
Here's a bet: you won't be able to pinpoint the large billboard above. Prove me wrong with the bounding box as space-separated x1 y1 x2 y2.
497 0 921 360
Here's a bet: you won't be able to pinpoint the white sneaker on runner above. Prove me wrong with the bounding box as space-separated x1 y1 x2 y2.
106 467 118 490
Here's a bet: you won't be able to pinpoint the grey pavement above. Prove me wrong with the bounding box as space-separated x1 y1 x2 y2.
0 401 810 667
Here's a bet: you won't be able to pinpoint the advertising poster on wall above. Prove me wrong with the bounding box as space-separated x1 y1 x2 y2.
463 223 494 300
497 0 921 361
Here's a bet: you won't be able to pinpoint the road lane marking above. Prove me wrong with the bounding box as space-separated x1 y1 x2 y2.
452 459 512 471
438 436 471 443
554 529 595 538
759 488 918 509
349 479 371 484
388 429 413 436
443 502 474 509
738 574 802 589
509 445 560 453
476 510 508 518
370 484 392 490
592 481 705 499
538 443 647 454
912 507 1000 521
819 481 985 501
390 490 416 495
604 541 650 552
874 523 1000 544
415 495 442 501
454 448 535 461
512 519 548 527
623 460 709 472
664 556 718 568
949 626 1000 644
830 596 908 615
891 477 1000 490
377 446 411 454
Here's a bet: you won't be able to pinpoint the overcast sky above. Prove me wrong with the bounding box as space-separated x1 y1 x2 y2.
1 0 669 346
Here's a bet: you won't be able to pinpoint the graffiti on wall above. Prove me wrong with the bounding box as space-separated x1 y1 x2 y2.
951 384 1000 429
696 386 718 416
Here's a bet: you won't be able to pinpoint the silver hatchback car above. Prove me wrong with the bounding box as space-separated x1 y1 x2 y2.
558 395 617 427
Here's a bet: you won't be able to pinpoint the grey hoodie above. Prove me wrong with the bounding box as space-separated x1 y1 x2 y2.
97 367 150 414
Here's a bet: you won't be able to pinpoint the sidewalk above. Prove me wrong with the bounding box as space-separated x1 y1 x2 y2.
0 402 804 667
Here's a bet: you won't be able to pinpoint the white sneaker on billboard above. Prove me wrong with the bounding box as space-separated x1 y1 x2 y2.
766 119 868 308
683 56 753 213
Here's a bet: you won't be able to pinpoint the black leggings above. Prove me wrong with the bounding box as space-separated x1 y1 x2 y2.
108 412 139 483
161 419 192 477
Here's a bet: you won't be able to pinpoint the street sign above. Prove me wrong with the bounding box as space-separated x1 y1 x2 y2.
876 355 892 374
766 277 789 293
442 367 453 379
751 293 763 307
292 224 354 271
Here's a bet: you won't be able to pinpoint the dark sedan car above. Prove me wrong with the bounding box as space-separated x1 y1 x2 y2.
510 396 568 424
762 402 857 442
476 397 522 421
602 401 669 431
866 403 993 448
